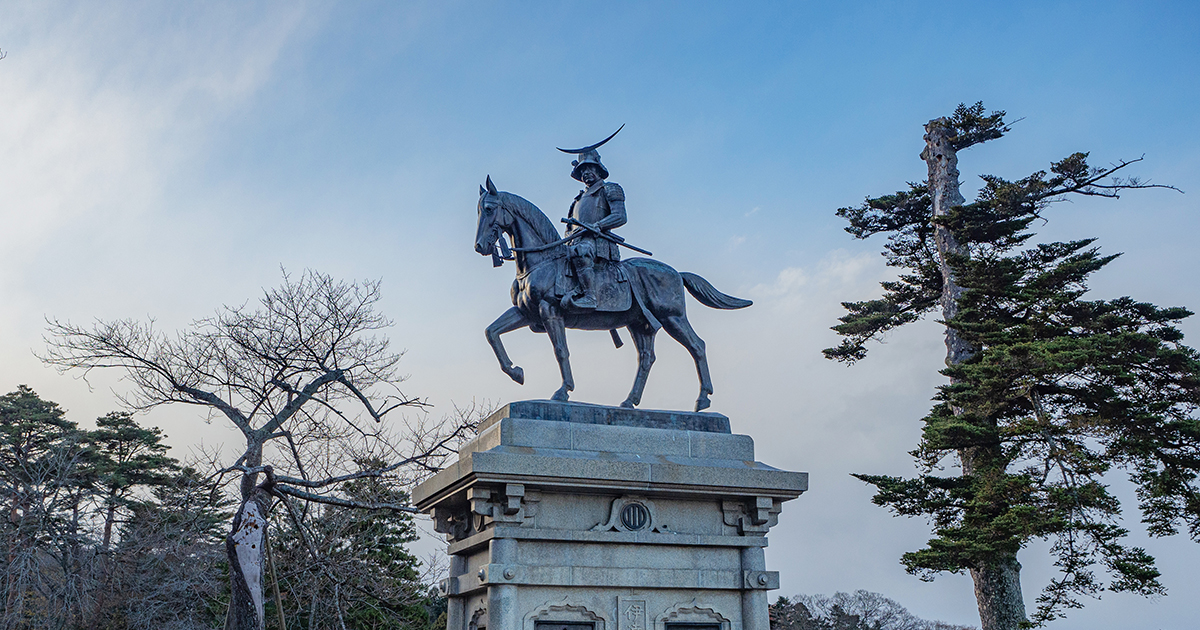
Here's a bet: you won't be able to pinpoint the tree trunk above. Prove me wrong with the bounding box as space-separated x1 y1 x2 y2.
971 557 1027 630
227 441 270 630
93 497 118 627
102 498 116 550
921 118 973 365
923 118 1028 630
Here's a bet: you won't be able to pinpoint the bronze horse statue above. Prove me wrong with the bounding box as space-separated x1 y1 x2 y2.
474 176 751 412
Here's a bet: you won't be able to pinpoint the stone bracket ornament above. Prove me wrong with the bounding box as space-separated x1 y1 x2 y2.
721 497 781 535
591 496 670 533
433 505 472 541
469 607 488 630
433 484 541 542
470 484 542 531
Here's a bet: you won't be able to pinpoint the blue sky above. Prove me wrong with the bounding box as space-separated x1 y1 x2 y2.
2 2 1198 628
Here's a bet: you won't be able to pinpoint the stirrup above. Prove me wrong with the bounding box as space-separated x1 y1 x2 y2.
564 292 597 310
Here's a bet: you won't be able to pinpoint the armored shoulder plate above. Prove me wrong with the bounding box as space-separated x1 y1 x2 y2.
603 181 625 202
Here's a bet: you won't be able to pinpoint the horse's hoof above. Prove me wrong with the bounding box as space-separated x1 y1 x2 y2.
620 399 637 409
551 388 570 402
507 366 524 385
695 396 711 412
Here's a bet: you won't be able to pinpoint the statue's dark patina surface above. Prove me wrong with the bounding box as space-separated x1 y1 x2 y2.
474 129 750 411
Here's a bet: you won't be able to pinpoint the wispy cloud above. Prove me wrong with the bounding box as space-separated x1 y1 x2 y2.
0 2 312 286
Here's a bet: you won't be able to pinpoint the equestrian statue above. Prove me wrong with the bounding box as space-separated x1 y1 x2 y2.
474 127 750 412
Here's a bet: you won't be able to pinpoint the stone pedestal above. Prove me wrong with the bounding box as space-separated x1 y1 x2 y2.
413 400 806 630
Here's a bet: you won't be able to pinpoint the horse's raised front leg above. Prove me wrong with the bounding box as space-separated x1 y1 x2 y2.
661 314 713 412
538 300 574 401
486 307 530 385
621 325 656 409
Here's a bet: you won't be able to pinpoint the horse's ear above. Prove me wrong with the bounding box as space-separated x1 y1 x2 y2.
479 184 487 196
486 175 498 195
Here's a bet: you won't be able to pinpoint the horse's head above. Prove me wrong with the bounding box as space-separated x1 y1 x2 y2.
475 175 509 258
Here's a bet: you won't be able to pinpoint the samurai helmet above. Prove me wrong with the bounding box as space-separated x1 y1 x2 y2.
558 124 623 182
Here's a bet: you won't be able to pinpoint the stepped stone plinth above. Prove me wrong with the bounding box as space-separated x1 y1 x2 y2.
413 400 806 630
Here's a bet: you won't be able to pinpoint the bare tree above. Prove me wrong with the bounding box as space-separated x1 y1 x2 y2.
43 270 474 630
772 590 976 630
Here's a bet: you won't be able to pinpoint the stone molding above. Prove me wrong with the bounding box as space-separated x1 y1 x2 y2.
655 600 731 630
452 564 762 594
524 599 607 630
483 400 731 434
414 448 805 511
446 526 769 556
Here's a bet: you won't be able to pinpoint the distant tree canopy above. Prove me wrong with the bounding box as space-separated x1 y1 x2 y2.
770 590 975 630
0 385 448 630
0 385 224 629
826 103 1197 630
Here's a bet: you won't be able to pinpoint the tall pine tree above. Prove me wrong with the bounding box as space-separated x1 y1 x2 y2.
826 103 1199 629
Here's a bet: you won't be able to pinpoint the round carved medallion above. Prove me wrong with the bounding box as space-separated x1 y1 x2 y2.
620 502 649 530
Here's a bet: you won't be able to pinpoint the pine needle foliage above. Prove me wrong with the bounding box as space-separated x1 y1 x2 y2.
826 104 1197 626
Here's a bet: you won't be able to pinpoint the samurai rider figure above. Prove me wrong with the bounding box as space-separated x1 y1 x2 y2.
558 127 627 310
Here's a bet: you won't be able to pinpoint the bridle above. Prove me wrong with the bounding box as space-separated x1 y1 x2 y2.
482 193 576 263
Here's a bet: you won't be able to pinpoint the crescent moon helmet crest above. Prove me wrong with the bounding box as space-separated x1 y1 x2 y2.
558 125 624 182
556 124 625 154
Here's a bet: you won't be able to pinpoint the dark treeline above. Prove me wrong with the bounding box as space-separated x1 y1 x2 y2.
0 386 444 630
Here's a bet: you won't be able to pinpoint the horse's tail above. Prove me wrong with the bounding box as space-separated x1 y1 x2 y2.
681 272 752 310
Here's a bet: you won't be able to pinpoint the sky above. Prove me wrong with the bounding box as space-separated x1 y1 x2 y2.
1 1 1198 628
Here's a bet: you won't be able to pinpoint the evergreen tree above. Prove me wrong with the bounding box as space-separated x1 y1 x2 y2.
270 457 437 630
826 104 1199 629
88 411 178 550
771 596 826 630
110 466 234 630
0 385 88 628
1 386 221 630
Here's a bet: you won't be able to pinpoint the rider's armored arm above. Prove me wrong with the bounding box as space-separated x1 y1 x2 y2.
567 192 583 221
596 182 626 230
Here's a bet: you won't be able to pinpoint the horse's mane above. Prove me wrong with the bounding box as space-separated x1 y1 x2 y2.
499 191 561 245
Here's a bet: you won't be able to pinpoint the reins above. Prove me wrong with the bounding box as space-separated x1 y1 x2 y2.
514 249 566 281
510 232 581 253
492 194 578 256
490 195 569 277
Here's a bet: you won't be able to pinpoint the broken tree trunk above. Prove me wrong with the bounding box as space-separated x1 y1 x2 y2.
922 118 1028 630
225 450 274 630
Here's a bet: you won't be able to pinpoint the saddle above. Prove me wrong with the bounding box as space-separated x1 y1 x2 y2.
557 260 632 312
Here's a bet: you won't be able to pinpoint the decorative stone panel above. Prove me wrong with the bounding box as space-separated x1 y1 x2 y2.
525 599 606 630
618 597 648 630
592 496 670 533
655 600 730 630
